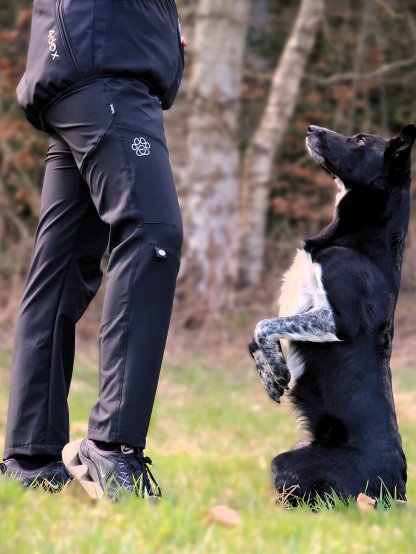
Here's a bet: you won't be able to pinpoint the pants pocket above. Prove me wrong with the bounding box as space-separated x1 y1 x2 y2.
115 126 183 233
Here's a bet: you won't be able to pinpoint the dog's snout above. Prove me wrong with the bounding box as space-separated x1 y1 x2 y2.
308 125 326 135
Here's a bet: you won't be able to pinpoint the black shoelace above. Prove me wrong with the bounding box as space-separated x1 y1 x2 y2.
115 452 162 499
135 455 162 498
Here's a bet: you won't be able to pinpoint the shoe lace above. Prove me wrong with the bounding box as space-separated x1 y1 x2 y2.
136 455 162 498
118 454 162 498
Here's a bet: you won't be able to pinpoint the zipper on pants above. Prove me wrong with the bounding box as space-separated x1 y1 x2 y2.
56 0 83 79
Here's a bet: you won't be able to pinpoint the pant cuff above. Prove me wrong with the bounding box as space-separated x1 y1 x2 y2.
87 427 147 450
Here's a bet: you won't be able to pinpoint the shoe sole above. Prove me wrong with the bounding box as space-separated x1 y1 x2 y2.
62 440 104 499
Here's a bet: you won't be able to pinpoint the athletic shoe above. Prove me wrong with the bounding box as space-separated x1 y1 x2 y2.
62 438 161 502
0 458 73 493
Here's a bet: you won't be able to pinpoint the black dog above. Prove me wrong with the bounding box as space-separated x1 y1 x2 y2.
250 124 416 504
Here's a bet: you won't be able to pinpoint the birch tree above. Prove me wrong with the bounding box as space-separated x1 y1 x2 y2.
164 0 195 195
239 0 324 287
177 0 250 324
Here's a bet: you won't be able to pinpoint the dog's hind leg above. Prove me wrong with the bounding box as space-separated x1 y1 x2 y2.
271 445 351 506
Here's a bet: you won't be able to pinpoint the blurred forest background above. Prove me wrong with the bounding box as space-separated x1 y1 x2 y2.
1 0 416 360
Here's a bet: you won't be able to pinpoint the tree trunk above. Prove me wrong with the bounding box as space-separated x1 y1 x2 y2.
176 0 250 326
164 0 196 197
346 2 373 134
239 0 324 287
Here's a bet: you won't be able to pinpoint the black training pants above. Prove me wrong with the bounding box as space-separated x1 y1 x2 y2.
4 77 183 458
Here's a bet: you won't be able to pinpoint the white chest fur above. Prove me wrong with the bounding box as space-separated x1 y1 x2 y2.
278 249 331 380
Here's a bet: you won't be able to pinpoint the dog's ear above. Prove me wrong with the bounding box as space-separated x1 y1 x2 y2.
384 124 416 168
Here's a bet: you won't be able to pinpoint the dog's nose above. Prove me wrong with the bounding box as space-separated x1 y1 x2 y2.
308 125 325 135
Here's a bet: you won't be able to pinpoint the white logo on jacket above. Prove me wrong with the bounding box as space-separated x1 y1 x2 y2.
48 29 59 60
131 137 151 157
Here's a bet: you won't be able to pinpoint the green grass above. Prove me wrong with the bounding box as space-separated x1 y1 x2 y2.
1 348 416 553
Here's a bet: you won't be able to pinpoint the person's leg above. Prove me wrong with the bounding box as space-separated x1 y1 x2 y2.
3 134 109 460
45 77 183 451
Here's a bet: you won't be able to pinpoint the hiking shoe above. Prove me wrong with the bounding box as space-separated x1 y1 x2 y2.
0 458 72 493
62 438 161 502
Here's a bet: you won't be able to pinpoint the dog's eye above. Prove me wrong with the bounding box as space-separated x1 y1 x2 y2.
356 136 366 146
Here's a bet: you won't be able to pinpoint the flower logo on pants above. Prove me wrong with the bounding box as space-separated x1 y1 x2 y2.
131 137 151 157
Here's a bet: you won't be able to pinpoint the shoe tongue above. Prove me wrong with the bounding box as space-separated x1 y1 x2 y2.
120 444 135 454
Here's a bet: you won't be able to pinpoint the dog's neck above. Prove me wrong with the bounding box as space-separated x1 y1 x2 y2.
304 173 411 294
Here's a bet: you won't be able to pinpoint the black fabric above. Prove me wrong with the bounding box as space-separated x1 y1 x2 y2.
17 0 184 130
9 455 61 470
4 77 182 458
93 441 121 452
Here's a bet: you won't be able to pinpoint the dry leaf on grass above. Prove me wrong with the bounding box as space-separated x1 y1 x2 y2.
206 505 242 526
357 493 376 511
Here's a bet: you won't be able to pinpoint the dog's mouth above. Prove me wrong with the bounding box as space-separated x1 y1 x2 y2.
305 137 325 163
305 136 336 178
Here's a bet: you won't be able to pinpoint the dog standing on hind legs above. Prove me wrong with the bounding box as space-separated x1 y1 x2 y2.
250 124 416 505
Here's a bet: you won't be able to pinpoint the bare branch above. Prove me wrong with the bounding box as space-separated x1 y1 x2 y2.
305 57 416 85
370 0 404 19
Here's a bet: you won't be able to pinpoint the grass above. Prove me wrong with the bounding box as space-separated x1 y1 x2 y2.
0 347 416 553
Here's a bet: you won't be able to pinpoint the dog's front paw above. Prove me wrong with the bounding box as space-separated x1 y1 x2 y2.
249 338 288 403
252 321 292 391
268 352 291 393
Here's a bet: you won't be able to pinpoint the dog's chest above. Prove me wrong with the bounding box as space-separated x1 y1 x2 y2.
279 249 327 317
278 249 329 379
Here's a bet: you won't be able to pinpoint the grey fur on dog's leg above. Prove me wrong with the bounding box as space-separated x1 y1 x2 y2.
258 339 291 391
254 308 339 345
249 340 287 403
254 307 340 383
249 338 291 391
275 341 290 389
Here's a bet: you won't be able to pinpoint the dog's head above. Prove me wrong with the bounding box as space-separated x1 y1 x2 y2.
306 124 416 195
304 125 416 258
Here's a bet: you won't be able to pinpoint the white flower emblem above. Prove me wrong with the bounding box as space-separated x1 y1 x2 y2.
131 137 151 156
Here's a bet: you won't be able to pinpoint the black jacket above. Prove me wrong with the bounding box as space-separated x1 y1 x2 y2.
17 0 185 131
